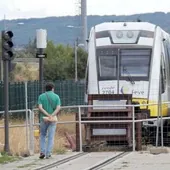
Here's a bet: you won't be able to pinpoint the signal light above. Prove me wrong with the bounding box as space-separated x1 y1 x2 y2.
1 30 14 61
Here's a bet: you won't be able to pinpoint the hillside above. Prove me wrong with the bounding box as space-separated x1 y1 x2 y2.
0 12 170 47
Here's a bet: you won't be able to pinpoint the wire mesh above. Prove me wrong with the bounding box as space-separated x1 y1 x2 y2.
0 110 30 155
0 80 86 112
32 107 78 154
0 78 170 154
80 94 134 152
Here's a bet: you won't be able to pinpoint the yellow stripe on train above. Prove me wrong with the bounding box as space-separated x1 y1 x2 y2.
132 98 168 117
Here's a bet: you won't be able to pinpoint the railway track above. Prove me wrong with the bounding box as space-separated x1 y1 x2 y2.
84 152 130 170
33 152 88 170
34 151 130 170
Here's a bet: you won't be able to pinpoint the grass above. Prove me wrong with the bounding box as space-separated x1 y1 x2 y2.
0 112 78 156
55 148 67 154
0 152 19 164
17 162 37 168
10 63 39 82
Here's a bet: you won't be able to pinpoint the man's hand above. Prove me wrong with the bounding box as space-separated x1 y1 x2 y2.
52 105 61 116
48 114 52 118
43 114 52 122
38 104 49 117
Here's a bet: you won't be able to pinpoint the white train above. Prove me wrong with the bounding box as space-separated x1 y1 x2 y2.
85 21 170 127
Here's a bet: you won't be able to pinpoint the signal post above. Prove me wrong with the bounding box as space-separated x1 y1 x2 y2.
1 30 14 154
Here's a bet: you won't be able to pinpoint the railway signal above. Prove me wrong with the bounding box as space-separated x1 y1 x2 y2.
1 30 14 61
1 30 14 154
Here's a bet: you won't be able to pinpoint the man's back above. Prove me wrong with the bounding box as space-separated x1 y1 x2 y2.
38 91 61 121
38 82 61 159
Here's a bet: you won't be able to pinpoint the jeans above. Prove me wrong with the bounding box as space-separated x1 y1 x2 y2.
40 120 57 156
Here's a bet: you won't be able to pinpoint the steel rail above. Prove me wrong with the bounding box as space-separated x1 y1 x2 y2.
33 152 88 170
84 152 130 170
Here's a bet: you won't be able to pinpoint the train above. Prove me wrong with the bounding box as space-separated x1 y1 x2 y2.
84 21 170 146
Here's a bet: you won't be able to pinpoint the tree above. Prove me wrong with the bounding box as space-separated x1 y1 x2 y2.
43 41 88 81
68 47 88 80
9 39 88 81
24 38 36 57
43 41 71 80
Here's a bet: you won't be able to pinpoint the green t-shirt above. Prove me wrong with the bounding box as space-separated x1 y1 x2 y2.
38 91 61 122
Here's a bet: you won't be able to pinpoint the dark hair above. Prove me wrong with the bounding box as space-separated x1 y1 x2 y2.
45 82 55 91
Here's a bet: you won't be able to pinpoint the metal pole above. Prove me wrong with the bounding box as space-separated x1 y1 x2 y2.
160 75 163 147
75 41 78 82
38 48 44 93
81 0 87 50
156 72 162 147
156 103 160 147
4 60 10 153
4 14 6 30
39 58 43 93
29 110 34 155
78 107 82 152
0 58 3 82
132 106 135 152
25 81 29 151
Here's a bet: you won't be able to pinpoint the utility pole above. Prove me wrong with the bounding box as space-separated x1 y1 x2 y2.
81 0 88 50
74 38 78 82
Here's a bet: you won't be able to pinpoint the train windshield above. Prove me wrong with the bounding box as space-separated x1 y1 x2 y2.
99 55 117 78
98 48 151 80
120 49 151 78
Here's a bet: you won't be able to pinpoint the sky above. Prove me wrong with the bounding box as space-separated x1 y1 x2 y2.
0 0 170 20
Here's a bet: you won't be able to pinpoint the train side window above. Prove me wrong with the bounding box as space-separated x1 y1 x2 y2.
163 40 169 71
161 54 166 93
167 41 170 66
85 64 89 94
161 67 165 93
163 39 170 78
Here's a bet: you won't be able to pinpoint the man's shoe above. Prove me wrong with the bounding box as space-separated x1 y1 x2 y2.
46 154 51 159
39 153 45 159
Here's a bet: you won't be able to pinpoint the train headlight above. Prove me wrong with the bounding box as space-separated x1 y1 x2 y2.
110 30 140 44
127 31 134 38
116 31 123 39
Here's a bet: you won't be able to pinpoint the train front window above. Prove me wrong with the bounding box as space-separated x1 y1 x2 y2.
120 49 151 78
98 55 117 79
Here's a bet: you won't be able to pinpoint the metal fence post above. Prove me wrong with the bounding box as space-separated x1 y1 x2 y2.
132 106 136 152
159 77 163 147
29 110 34 155
25 81 29 152
27 109 31 152
78 106 83 152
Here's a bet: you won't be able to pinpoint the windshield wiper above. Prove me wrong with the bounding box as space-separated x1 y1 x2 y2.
123 66 135 85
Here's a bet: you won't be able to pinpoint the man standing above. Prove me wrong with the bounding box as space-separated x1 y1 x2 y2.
38 82 61 159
